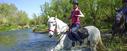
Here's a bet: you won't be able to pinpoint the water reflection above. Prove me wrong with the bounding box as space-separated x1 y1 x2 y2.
0 29 57 51
0 29 89 51
0 35 16 46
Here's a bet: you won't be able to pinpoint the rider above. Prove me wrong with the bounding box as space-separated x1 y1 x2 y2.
69 0 84 46
121 0 127 33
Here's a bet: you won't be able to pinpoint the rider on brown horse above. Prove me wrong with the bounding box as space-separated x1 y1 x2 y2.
121 0 127 33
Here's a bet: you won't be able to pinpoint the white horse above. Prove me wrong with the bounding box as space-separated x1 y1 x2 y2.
47 16 106 51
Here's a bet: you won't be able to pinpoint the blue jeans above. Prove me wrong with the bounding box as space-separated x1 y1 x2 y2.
71 24 80 32
68 23 81 41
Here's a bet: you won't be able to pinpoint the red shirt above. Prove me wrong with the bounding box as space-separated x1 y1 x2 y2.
71 8 80 24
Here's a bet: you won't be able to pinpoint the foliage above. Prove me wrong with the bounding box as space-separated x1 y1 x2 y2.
0 3 30 25
0 0 123 31
0 3 30 31
0 25 18 32
40 0 123 29
0 1 127 50
39 0 126 50
32 24 48 32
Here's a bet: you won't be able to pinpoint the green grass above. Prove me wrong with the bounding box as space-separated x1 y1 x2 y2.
0 25 18 32
32 24 48 32
0 24 48 32
99 29 127 51
103 36 127 51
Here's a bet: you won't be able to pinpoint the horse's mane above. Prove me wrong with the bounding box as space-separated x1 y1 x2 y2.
56 18 65 24
50 17 67 25
48 17 68 30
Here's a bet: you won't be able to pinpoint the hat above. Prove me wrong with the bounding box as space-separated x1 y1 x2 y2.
73 0 78 5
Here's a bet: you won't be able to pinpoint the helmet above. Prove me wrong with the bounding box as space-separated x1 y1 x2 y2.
123 0 127 3
73 0 78 5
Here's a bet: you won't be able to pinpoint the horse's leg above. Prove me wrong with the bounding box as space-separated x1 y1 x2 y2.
52 35 67 51
125 19 127 33
88 36 98 51
118 28 124 40
91 47 97 51
110 24 116 43
63 34 72 50
110 32 116 43
90 41 97 51
52 42 62 51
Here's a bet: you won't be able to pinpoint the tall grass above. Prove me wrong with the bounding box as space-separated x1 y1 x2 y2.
103 36 127 51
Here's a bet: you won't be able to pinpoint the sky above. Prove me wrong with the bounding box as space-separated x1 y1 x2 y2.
0 0 50 19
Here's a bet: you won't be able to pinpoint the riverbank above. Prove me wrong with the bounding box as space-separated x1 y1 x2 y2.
0 24 48 32
0 26 127 51
0 25 18 32
32 24 48 33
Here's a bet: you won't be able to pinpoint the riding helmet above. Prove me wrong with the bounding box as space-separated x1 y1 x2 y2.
73 0 78 5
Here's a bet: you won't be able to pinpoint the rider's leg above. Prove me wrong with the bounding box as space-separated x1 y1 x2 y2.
71 24 80 40
71 24 83 45
69 24 77 47
68 24 77 41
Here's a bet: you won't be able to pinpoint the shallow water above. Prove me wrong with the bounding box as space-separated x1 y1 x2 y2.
0 29 57 51
0 29 90 51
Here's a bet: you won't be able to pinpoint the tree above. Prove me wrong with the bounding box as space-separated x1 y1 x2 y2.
0 3 30 26
16 10 29 25
0 3 17 24
40 0 123 29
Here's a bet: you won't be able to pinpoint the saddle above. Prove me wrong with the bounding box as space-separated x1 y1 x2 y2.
67 27 89 41
78 28 89 39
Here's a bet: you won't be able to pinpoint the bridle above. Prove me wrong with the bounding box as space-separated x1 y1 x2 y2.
48 29 55 32
48 19 57 33
48 17 72 47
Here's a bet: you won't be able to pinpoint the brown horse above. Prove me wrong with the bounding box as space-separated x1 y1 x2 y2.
111 10 126 40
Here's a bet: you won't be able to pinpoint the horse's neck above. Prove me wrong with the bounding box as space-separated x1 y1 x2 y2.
55 34 72 50
56 19 68 33
57 19 66 26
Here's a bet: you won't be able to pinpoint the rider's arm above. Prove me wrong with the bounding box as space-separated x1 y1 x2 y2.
76 10 84 17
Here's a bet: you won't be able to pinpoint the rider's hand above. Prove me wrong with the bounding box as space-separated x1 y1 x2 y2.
75 15 79 17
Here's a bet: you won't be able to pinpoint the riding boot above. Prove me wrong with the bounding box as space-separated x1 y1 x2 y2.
72 41 75 47
73 32 83 46
79 40 83 46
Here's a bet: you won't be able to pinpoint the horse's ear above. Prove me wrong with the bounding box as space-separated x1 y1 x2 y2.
54 15 57 20
48 16 50 19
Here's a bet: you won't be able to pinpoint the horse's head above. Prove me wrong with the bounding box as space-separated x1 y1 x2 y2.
112 9 125 33
47 16 57 38
115 9 123 24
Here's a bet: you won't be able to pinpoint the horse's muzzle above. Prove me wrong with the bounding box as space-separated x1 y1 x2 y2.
49 35 53 38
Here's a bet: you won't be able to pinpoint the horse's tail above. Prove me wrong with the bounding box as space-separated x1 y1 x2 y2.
97 37 107 51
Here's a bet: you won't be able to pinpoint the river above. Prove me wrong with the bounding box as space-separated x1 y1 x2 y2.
0 29 90 51
0 29 58 51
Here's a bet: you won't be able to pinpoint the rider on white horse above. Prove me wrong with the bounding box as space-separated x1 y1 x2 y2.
69 0 84 46
47 17 106 51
